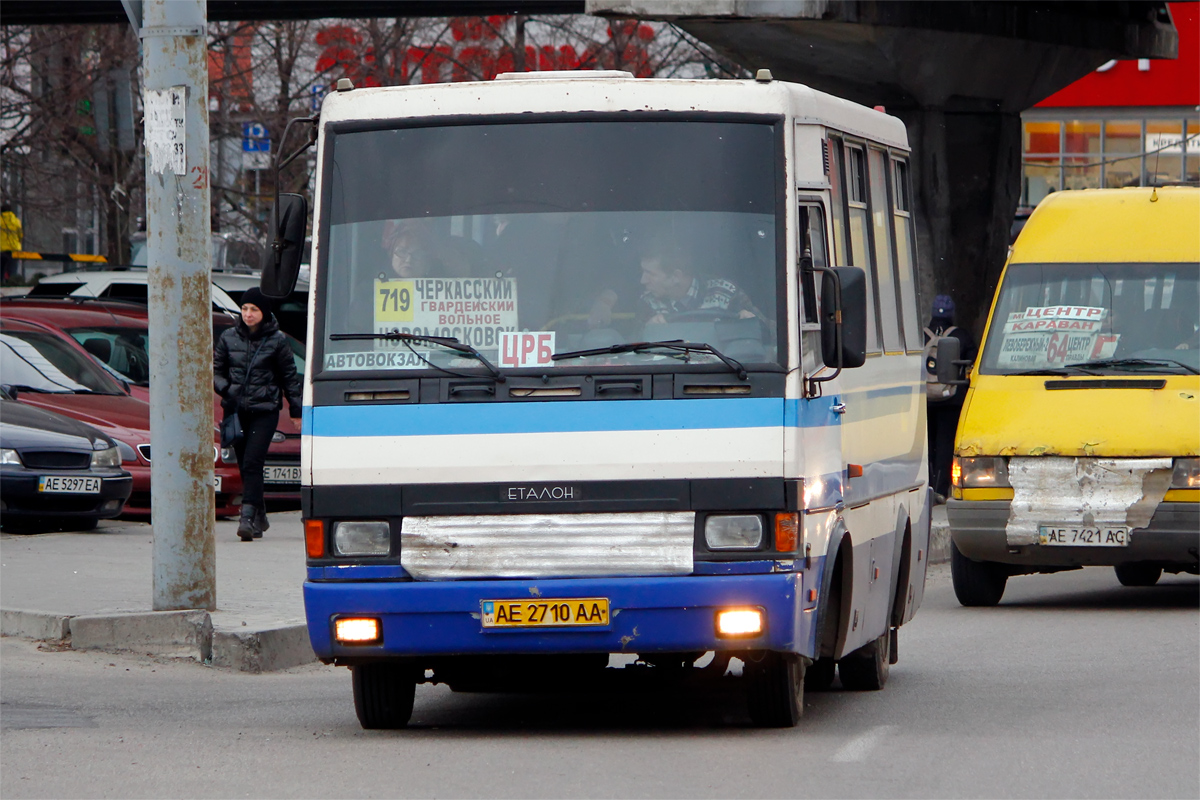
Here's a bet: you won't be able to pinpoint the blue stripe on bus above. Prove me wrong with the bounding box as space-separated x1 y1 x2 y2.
300 389 912 438
307 397 789 437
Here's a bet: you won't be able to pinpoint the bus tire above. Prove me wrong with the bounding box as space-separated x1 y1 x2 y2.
804 657 836 691
1114 563 1162 587
838 629 890 691
746 652 805 728
950 540 1008 607
352 662 417 729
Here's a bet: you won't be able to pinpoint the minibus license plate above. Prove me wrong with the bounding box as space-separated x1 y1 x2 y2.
482 598 609 628
1039 525 1128 546
38 476 100 494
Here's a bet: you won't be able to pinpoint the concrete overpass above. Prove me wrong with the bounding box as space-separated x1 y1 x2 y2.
587 1 1180 331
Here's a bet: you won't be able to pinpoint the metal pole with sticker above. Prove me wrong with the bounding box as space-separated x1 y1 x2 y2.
131 0 217 611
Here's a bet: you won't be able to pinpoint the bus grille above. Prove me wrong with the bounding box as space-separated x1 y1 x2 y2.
400 512 694 580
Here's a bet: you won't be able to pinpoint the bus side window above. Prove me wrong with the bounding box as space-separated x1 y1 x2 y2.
799 203 829 375
868 147 903 353
827 136 848 267
843 144 881 354
890 157 923 352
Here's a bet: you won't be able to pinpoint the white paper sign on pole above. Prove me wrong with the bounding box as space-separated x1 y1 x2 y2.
145 86 187 175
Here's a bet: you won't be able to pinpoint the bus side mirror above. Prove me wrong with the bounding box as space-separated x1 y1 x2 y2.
935 336 971 385
261 193 307 299
820 266 867 369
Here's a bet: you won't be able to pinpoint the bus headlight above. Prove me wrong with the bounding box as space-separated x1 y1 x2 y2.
952 456 1011 488
333 521 391 556
705 515 763 550
1172 458 1200 489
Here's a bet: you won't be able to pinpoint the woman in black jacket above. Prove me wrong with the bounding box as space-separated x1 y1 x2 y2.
214 287 302 540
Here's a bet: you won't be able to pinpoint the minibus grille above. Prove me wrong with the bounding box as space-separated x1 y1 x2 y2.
400 512 695 580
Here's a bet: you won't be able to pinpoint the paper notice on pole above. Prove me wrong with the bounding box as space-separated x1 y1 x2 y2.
146 86 187 175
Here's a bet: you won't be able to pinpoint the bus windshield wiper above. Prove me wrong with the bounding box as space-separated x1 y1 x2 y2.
553 339 747 380
1064 357 1200 375
330 330 505 382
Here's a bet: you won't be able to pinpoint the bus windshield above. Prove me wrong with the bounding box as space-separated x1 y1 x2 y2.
319 119 781 375
980 261 1200 374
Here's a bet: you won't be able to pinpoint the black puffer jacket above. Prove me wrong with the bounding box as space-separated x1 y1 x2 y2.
214 316 302 416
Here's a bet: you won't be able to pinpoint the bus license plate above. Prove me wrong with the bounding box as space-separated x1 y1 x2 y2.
38 476 101 494
263 466 300 484
1039 525 1129 546
481 598 609 629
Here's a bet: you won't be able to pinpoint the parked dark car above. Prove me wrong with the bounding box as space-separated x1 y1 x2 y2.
0 395 132 531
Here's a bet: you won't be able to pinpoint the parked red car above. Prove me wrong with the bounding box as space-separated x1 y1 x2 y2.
0 297 302 501
0 316 243 517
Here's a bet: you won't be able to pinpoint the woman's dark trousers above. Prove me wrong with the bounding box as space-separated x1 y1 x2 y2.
234 410 277 510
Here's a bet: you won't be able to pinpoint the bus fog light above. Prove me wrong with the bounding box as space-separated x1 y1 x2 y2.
705 515 763 549
335 617 381 644
333 521 390 556
716 608 764 637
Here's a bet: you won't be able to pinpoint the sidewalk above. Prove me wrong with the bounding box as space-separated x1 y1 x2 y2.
0 511 314 673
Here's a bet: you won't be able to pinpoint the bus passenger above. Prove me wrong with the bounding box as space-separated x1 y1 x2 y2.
637 243 763 324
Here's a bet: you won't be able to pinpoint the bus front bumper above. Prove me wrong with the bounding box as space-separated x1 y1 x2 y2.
304 570 821 662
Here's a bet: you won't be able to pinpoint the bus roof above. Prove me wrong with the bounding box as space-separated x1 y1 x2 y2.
318 74 910 151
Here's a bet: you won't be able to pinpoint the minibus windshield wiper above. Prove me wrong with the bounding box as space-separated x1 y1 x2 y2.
1007 365 1100 377
1065 357 1200 375
553 339 748 380
330 330 505 382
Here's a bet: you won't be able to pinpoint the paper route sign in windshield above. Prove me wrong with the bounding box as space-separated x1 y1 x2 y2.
995 305 1119 369
325 277 519 372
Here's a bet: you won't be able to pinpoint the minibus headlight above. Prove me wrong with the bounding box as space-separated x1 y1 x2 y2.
952 457 1011 489
1172 458 1200 489
705 515 763 550
333 521 391 556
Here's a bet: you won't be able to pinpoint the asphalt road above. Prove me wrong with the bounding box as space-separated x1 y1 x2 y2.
2 563 1197 799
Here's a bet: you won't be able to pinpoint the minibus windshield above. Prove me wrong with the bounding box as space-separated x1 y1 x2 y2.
980 261 1200 375
319 119 781 376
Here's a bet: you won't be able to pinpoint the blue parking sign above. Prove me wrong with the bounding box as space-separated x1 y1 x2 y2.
242 122 269 153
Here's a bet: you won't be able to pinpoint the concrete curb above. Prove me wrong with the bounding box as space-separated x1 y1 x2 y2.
212 624 315 673
0 607 316 672
929 517 951 565
70 610 213 661
1 609 72 642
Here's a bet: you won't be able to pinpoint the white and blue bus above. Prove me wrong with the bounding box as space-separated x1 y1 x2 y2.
265 70 931 728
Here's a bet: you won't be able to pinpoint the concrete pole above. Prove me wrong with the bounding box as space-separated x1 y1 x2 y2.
135 0 217 611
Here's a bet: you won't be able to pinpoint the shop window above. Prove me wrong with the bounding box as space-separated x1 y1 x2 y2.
1146 119 1184 185
1103 121 1142 188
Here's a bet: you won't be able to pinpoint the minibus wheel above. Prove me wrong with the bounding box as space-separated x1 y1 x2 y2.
1114 563 1162 587
950 540 1008 606
352 662 418 729
746 652 805 727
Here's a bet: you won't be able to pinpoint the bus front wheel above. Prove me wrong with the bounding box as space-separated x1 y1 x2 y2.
746 652 805 728
352 662 417 729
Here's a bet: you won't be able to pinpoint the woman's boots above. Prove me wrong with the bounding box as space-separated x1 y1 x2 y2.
237 504 260 541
